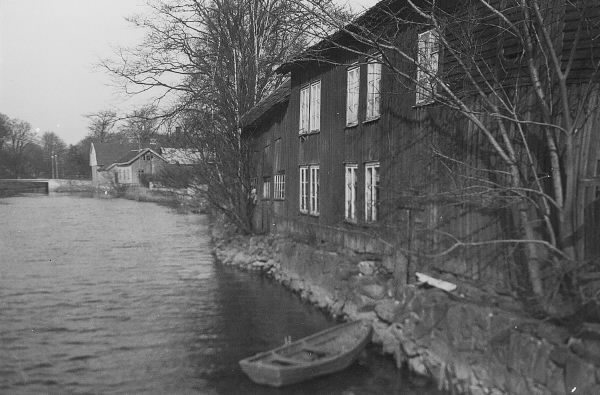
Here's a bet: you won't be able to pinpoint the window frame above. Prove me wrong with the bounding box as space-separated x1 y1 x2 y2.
309 166 320 216
416 29 439 105
299 80 321 134
365 162 380 222
299 165 319 215
299 166 309 213
346 65 360 126
274 172 285 200
262 176 271 200
366 59 382 120
345 164 358 223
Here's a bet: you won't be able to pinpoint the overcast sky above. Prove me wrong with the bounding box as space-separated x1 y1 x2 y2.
0 0 378 145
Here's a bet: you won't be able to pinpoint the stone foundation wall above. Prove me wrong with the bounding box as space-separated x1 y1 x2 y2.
213 234 600 395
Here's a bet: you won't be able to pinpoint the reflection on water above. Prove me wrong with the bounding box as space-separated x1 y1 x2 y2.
0 194 445 394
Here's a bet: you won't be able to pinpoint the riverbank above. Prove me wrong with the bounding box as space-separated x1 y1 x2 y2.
212 231 600 395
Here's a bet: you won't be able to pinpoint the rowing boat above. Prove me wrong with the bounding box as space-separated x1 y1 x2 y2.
239 320 372 387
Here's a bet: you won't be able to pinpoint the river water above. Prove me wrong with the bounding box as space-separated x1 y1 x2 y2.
0 194 444 394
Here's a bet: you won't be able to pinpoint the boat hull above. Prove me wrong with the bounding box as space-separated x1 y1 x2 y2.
239 320 372 387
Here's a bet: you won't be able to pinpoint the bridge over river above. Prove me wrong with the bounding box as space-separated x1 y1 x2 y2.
0 179 93 195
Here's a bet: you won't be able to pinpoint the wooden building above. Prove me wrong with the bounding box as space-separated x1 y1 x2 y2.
241 0 600 290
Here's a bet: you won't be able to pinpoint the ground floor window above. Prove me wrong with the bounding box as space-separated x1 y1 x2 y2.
262 176 271 199
345 164 357 222
274 173 285 200
117 167 132 184
365 162 380 222
300 165 319 215
310 166 319 215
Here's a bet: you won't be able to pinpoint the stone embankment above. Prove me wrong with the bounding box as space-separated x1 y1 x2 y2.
213 234 600 395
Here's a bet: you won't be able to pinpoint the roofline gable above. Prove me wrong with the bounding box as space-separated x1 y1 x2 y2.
105 148 167 170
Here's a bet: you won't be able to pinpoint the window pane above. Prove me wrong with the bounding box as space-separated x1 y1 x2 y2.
345 166 357 221
300 167 308 212
300 87 309 133
346 67 359 125
310 82 321 132
416 29 438 104
367 62 381 119
310 166 319 215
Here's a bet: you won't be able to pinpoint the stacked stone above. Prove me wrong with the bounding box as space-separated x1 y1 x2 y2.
212 233 600 395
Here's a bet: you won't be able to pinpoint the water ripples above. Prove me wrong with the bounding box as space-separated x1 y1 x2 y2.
0 194 446 395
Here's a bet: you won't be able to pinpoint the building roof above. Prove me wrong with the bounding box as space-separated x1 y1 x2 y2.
90 142 140 167
277 0 462 73
160 148 204 165
240 78 291 129
106 148 166 170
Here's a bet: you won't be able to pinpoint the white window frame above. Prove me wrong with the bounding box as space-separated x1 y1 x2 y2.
262 176 271 199
300 166 309 213
346 66 360 126
365 162 380 222
274 173 285 200
299 80 321 134
416 29 439 104
310 166 320 216
366 60 381 120
345 164 358 222
300 165 319 215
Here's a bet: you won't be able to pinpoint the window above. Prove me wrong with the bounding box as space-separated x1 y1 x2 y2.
144 154 152 161
416 29 439 104
345 165 358 222
300 166 309 213
299 81 321 134
310 166 320 215
365 163 380 222
346 66 360 126
366 60 381 119
274 173 285 200
300 165 319 215
262 177 271 199
250 177 258 202
137 169 144 182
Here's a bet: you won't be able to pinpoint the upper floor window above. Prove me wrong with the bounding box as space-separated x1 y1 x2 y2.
416 29 439 104
346 66 360 126
366 60 381 120
365 162 380 222
299 81 321 134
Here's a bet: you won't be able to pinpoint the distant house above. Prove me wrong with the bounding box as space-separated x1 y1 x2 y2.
89 142 167 185
90 142 139 185
105 148 167 185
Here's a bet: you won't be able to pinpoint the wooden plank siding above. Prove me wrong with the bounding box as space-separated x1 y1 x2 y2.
241 0 600 289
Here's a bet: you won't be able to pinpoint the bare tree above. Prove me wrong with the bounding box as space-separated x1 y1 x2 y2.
0 113 10 150
40 131 67 178
85 110 117 142
3 118 37 178
103 0 351 233
119 105 160 147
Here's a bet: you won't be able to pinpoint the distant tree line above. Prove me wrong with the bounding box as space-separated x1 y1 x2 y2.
0 112 90 179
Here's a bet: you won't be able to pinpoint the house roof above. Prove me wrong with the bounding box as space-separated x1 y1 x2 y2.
277 0 462 73
106 148 166 170
90 142 140 167
160 148 204 165
240 78 291 130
